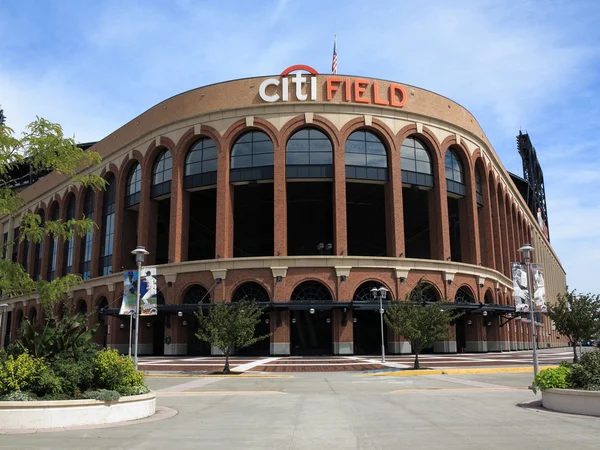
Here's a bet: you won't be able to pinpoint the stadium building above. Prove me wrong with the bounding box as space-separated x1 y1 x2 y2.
0 65 567 356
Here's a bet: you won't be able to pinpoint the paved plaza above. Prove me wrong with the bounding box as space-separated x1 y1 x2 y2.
3 368 600 449
138 347 580 372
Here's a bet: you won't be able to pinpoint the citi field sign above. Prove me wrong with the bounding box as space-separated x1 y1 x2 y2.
259 65 407 108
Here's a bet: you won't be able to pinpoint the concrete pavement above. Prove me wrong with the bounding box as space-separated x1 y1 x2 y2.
2 371 600 449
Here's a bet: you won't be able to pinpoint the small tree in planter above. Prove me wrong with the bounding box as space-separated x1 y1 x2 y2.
385 282 461 369
547 288 600 363
195 299 270 374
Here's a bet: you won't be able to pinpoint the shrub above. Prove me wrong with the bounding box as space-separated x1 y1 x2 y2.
0 352 49 395
84 389 120 402
93 349 146 394
532 366 571 394
1 391 37 401
50 352 95 395
118 384 151 396
569 350 600 391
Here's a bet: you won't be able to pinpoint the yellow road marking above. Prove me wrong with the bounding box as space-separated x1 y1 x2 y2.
156 390 285 395
363 366 558 376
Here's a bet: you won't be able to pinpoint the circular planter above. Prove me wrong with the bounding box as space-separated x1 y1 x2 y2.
542 388 600 417
0 392 156 430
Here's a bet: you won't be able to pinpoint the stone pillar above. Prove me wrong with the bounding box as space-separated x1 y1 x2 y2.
271 310 290 355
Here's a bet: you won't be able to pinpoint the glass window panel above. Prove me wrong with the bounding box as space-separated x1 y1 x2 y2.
413 138 425 150
415 148 430 163
345 141 365 154
401 146 415 159
185 162 200 176
252 140 274 154
346 153 367 166
445 167 453 179
367 154 387 168
231 155 252 169
308 129 326 139
416 161 432 174
202 159 217 173
186 149 202 164
310 139 332 152
348 130 365 142
287 153 310 165
286 141 309 152
365 131 380 142
202 146 217 161
253 131 270 142
366 141 386 155
401 158 416 172
237 133 252 144
164 166 172 181
310 152 333 164
252 153 273 167
232 142 252 156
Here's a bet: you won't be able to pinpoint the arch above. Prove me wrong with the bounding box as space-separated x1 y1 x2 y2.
80 187 95 279
76 298 88 315
407 281 442 302
183 137 218 189
345 129 388 181
99 172 117 276
182 284 211 305
47 201 60 280
280 114 340 148
151 148 172 198
231 281 270 303
27 306 38 325
290 280 334 302
484 289 494 305
223 118 280 152
15 309 24 330
396 124 443 166
33 208 45 280
455 285 476 303
62 193 77 274
340 117 397 156
445 147 466 196
286 127 334 178
352 280 395 302
230 130 274 182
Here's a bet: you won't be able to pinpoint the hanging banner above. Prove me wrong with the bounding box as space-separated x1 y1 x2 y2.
120 270 138 315
139 266 158 316
511 262 529 312
532 264 547 313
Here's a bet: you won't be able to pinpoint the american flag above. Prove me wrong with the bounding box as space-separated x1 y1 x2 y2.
332 35 338 74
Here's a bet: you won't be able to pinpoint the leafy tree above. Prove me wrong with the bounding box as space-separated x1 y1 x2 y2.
195 299 270 373
547 288 600 363
385 282 461 369
0 116 105 312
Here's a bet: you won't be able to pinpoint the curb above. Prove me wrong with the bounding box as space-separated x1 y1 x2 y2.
363 365 558 377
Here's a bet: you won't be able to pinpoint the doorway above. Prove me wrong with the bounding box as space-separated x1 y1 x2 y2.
290 310 332 356
353 310 387 355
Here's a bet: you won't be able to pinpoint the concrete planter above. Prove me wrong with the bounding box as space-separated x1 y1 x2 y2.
0 392 156 430
542 388 600 417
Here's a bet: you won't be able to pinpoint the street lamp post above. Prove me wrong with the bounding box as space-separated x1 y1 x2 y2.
371 287 388 363
518 243 539 377
0 303 8 349
131 246 149 369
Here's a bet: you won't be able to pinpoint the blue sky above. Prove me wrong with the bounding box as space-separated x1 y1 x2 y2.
1 0 599 294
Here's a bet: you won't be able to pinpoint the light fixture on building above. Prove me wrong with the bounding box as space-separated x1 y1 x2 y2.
309 308 315 314
353 318 357 323
326 318 331 324
146 322 151 328
467 320 472 325
120 323 125 329
178 311 183 317
482 311 488 316
182 320 187 327
292 318 297 324
265 318 270 324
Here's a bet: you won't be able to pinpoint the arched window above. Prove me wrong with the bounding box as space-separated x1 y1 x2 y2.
445 149 466 196
230 131 274 182
290 281 333 302
407 283 440 303
345 130 388 181
184 138 218 189
231 282 270 303
80 188 94 280
125 163 142 207
183 285 211 305
455 286 476 303
100 175 116 276
401 137 433 187
352 281 392 302
63 196 76 274
28 307 37 326
33 210 44 280
47 205 60 280
152 150 172 198
286 128 333 178
97 297 109 323
475 169 483 206
77 300 88 316
484 290 494 305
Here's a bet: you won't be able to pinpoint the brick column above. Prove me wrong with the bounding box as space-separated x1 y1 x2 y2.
333 141 347 256
489 183 503 273
430 157 451 261
486 315 501 351
479 173 495 268
271 310 290 355
498 195 511 277
90 189 104 278
465 315 486 352
168 154 189 263
460 167 480 265
138 166 157 265
215 142 233 259
387 140 404 257
273 137 287 256
333 309 353 355
506 203 517 266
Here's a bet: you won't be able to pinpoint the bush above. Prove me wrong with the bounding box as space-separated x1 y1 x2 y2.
93 349 146 394
1 391 37 401
532 366 571 394
50 352 95 395
118 384 151 396
0 352 49 395
569 350 600 391
84 389 120 402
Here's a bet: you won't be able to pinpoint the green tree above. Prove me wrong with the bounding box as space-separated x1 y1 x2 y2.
385 282 461 369
194 300 270 373
547 288 600 363
0 117 105 312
